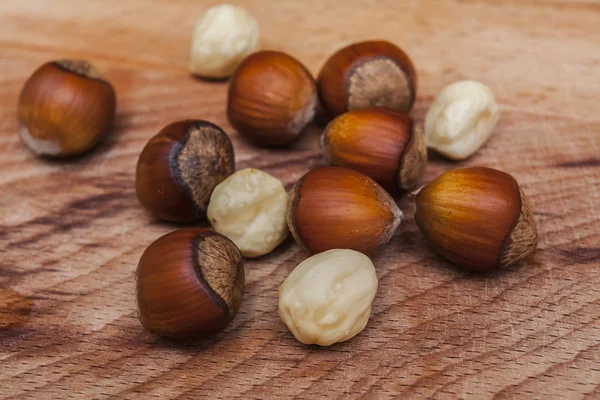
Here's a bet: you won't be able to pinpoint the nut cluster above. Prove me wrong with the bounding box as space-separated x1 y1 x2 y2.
16 7 540 348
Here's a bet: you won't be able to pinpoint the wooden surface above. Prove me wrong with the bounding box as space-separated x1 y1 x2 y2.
1 1 599 398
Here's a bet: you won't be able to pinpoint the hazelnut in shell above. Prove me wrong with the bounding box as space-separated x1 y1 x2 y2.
412 166 538 271
321 108 427 192
318 40 416 119
227 50 317 147
136 120 235 222
17 59 116 157
287 166 403 255
136 228 244 339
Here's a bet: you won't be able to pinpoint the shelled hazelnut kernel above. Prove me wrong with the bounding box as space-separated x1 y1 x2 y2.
321 108 427 192
189 4 259 79
227 51 317 146
287 167 403 255
412 166 537 271
135 120 235 222
279 249 378 346
207 168 288 258
17 59 116 157
136 228 244 339
318 40 416 119
425 80 500 160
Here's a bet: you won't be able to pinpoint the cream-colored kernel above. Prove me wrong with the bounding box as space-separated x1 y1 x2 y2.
207 168 288 258
279 249 378 346
189 4 259 79
424 80 500 160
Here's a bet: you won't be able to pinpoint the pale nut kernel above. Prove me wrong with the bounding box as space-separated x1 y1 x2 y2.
207 168 288 258
279 249 378 346
189 4 259 79
424 80 500 160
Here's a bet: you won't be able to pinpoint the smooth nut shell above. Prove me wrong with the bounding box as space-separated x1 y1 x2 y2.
287 166 403 255
17 60 116 157
135 120 235 222
136 228 244 339
321 108 427 192
318 41 416 118
227 50 317 146
414 166 538 271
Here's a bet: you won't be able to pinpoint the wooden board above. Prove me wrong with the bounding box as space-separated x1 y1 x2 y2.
1 0 599 398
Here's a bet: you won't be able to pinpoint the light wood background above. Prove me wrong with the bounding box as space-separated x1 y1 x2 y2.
1 0 599 398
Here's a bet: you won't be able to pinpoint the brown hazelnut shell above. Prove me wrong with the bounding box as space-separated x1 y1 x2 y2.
317 40 417 119
321 108 427 192
414 166 538 271
135 120 235 222
287 166 403 255
136 228 245 339
227 51 317 147
17 59 116 157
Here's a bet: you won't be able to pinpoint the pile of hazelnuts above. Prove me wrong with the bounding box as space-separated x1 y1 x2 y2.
16 6 538 346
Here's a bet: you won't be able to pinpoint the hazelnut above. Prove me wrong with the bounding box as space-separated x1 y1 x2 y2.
317 40 416 119
227 50 317 147
321 108 427 192
279 249 378 346
17 59 116 157
412 166 538 271
189 4 259 79
136 228 244 339
136 120 235 222
424 80 500 160
287 167 403 255
207 168 288 258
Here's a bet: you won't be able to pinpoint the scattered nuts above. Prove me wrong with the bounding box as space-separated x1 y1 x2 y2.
318 40 417 119
136 120 235 222
321 108 427 192
412 166 537 271
287 166 403 255
227 50 317 147
279 249 378 346
17 59 116 157
136 228 244 339
207 168 288 258
189 4 259 79
424 80 500 160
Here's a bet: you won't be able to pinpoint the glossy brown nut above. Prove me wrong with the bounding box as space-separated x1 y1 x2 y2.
17 59 116 157
136 120 235 222
321 108 427 192
318 40 417 119
227 51 317 147
413 166 538 271
136 228 245 339
287 167 403 255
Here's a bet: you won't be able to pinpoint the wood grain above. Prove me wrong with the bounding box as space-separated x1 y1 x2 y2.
1 0 599 398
